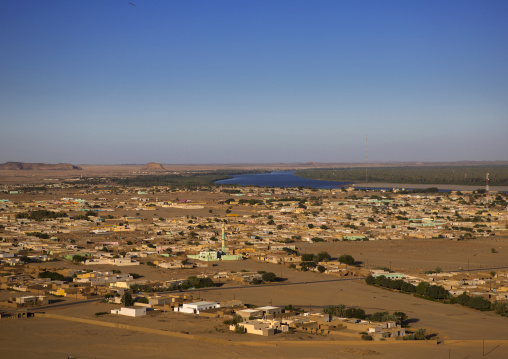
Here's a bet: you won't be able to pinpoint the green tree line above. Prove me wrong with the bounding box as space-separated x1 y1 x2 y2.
296 166 508 186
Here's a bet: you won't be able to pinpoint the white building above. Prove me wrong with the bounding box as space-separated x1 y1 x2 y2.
174 301 219 314
110 306 146 317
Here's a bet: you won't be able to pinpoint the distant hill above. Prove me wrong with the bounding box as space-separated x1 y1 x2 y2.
0 162 81 170
141 162 166 172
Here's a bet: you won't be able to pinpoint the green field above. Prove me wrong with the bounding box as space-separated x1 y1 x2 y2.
295 166 508 186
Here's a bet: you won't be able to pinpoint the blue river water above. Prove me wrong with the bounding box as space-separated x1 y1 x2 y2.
215 171 352 189
214 171 493 192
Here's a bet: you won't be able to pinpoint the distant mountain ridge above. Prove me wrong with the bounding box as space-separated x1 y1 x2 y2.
0 162 81 170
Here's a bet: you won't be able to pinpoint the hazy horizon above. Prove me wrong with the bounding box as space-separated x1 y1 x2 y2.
1 1 507 164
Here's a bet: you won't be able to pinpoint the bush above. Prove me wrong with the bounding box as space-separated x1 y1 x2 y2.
262 272 277 282
457 292 492 311
403 328 427 340
72 255 87 263
493 301 508 317
317 251 331 262
469 296 491 311
301 253 317 262
361 334 373 340
365 275 376 285
234 324 245 334
224 315 243 325
425 285 449 300
338 254 355 265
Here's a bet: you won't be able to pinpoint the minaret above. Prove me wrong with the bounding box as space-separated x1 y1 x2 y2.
221 223 226 254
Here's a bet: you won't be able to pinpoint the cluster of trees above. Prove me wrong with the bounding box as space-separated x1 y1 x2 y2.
493 301 508 317
296 166 508 186
366 277 508 318
338 254 355 265
322 304 366 319
299 252 332 271
38 271 66 281
324 305 408 326
73 210 99 221
370 311 408 326
130 276 215 293
365 275 449 300
26 232 50 239
238 198 264 206
455 292 495 311
72 255 88 263
110 170 266 187
16 210 67 221
252 271 279 284
266 197 307 205
403 328 428 340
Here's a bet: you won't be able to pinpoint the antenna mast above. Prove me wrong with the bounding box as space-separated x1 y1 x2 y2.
365 134 368 191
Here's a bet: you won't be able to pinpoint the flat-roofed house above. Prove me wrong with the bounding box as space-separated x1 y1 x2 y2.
174 301 219 314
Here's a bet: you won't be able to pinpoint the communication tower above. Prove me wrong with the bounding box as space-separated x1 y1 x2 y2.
365 134 368 191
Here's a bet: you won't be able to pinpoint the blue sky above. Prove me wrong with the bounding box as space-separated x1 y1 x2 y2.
1 0 507 164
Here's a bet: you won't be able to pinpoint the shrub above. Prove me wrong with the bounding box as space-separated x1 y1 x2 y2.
493 301 508 317
338 254 355 265
425 285 449 300
38 271 65 281
224 315 243 325
317 251 331 262
469 296 491 311
365 275 376 285
361 334 373 340
301 253 317 262
262 272 277 282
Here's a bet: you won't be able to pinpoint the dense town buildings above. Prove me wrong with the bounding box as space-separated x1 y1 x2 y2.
1 179 507 343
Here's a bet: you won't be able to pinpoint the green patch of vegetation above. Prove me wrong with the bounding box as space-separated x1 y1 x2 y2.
26 231 50 239
365 275 449 300
403 328 429 340
338 254 355 265
130 276 215 293
223 314 243 325
323 304 366 319
296 165 508 186
16 210 68 221
109 170 266 187
38 271 66 281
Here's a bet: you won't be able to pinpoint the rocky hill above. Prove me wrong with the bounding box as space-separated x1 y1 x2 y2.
141 162 166 172
0 162 82 170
